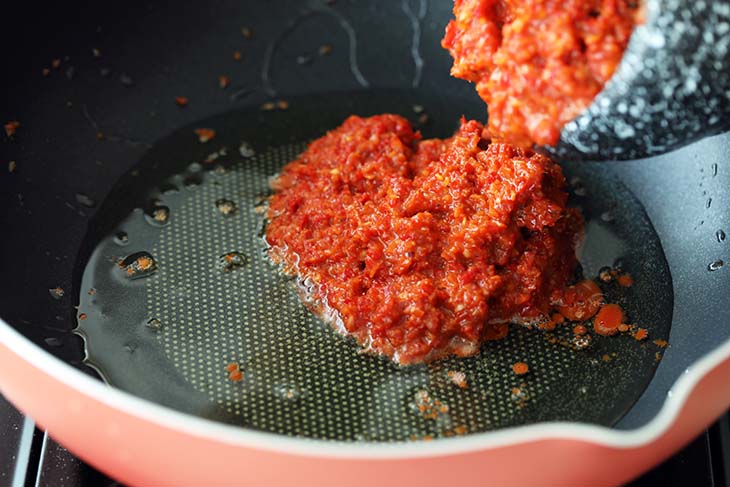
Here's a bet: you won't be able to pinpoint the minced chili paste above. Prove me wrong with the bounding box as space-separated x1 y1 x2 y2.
266 114 582 364
442 0 642 146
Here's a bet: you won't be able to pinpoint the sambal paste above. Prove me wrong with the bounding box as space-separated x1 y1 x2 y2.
266 114 582 364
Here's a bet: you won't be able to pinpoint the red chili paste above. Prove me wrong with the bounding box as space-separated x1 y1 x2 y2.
442 0 642 146
266 114 582 364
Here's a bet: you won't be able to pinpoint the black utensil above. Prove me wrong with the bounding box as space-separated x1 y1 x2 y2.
551 0 730 161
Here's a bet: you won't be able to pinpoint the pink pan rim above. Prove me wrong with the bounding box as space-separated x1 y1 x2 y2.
1 318 727 459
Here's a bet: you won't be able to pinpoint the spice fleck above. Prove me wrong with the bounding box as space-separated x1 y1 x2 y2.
49 287 65 300
512 362 529 375
4 121 20 138
447 370 468 389
194 128 216 143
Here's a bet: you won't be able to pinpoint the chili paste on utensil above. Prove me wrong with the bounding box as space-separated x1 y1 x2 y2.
442 0 642 146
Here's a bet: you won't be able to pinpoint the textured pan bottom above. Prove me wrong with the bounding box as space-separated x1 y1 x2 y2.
75 90 673 441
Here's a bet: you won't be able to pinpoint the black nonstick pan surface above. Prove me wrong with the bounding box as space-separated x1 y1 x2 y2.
0 0 729 449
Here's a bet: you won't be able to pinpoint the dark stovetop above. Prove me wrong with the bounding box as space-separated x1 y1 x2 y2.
1 393 729 487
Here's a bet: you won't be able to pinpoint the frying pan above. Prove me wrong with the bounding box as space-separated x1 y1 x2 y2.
0 1 729 486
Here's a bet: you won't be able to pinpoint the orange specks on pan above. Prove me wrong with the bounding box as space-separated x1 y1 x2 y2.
175 96 189 107
633 328 649 341
136 256 154 271
194 128 216 143
558 280 603 321
617 273 634 287
512 362 529 375
447 370 469 389
226 362 243 381
4 121 20 138
593 303 624 336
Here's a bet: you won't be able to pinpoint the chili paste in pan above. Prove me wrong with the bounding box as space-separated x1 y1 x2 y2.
266 115 582 364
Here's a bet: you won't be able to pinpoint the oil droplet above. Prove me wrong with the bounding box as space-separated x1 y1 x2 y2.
510 387 527 402
114 231 129 245
600 211 614 223
296 54 312 65
75 192 96 208
219 251 248 272
572 334 592 350
49 287 65 300
120 73 134 86
144 205 170 226
573 186 587 197
598 266 613 282
717 229 726 242
146 318 163 330
44 337 63 347
239 142 255 158
215 199 238 216
708 260 724 272
274 384 303 401
409 389 450 419
117 251 158 279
